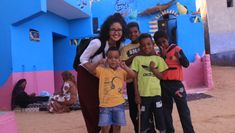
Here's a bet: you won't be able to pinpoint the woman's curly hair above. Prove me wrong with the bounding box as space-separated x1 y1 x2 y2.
99 13 127 49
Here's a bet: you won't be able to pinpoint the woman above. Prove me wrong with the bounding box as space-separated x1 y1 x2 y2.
77 13 127 133
11 79 48 110
48 71 78 113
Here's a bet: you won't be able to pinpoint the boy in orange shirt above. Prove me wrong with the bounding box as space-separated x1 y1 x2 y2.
154 30 195 133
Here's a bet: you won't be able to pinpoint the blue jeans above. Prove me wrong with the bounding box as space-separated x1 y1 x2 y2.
98 104 126 126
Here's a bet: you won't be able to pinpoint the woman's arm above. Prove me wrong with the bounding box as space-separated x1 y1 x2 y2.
80 39 102 70
85 59 106 75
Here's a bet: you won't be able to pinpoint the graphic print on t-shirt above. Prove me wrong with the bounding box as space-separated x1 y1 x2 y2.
103 76 123 103
141 65 158 77
127 47 140 57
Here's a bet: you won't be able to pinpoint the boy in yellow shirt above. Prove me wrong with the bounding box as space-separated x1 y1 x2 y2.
131 33 168 133
88 47 136 133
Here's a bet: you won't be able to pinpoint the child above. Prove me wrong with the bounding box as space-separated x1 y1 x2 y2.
131 33 168 133
48 71 78 113
121 22 141 66
120 22 156 133
88 47 136 133
153 30 195 133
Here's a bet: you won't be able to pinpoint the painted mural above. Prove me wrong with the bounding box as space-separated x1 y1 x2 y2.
0 0 212 110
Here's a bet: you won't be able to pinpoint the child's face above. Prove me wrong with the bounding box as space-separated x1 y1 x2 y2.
156 37 169 49
107 50 120 69
140 37 154 55
128 27 140 42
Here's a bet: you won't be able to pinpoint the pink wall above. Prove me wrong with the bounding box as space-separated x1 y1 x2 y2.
183 53 214 93
0 56 213 110
0 112 18 133
0 77 13 110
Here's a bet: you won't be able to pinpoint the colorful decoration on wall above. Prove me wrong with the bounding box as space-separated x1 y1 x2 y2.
128 9 138 20
70 39 80 45
155 9 178 19
77 0 88 9
138 0 176 16
148 9 178 35
190 15 202 23
115 0 130 16
29 29 40 42
176 2 188 14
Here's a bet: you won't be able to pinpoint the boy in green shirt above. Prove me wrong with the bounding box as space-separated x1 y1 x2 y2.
131 33 168 133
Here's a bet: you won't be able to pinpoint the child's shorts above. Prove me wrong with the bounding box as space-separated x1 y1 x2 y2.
98 103 126 127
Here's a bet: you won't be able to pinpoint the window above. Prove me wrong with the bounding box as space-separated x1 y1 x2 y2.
227 0 233 7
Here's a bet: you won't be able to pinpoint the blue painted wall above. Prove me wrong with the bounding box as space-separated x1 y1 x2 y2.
0 0 46 86
177 15 204 62
8 0 46 25
0 21 12 86
11 12 70 72
53 36 76 71
65 0 91 16
69 17 93 38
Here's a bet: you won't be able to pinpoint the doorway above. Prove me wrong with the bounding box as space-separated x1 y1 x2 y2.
52 32 67 92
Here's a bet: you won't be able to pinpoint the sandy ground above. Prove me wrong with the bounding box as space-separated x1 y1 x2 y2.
15 66 235 133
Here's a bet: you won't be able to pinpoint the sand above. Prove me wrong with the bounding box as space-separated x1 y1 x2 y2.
15 66 235 133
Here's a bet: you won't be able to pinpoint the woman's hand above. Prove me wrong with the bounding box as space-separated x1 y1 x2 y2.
29 93 36 97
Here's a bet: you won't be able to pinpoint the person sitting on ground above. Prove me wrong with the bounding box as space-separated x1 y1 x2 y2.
11 78 49 110
48 71 78 113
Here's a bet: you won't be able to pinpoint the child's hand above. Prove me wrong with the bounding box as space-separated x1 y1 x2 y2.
160 46 166 57
119 61 127 69
173 51 181 61
174 51 179 58
149 61 156 71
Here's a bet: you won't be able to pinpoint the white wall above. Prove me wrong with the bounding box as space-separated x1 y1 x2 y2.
206 0 235 54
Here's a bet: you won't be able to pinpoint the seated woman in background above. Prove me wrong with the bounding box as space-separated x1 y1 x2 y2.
48 71 78 113
11 79 49 110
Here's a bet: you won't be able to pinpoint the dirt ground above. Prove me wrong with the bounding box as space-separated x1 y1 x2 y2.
15 66 235 133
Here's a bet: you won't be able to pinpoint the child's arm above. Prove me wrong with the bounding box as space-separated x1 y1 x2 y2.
176 50 189 68
149 61 163 79
125 50 156 66
133 77 141 104
119 61 136 79
124 55 137 66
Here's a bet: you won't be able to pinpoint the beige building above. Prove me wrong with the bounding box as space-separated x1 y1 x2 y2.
204 0 235 65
